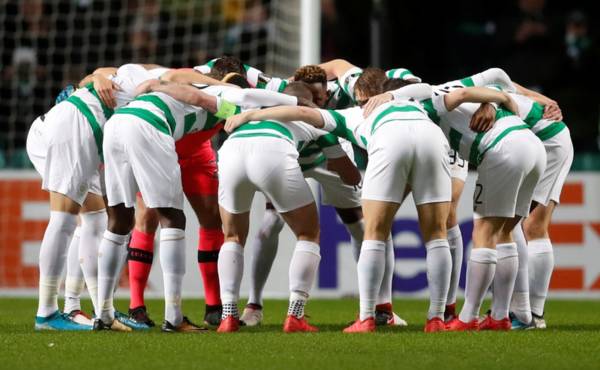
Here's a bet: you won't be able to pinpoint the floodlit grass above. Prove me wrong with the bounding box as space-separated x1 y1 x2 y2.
1 298 599 369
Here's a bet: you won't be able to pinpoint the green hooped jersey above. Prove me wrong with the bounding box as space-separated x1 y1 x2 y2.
510 93 567 141
64 63 170 158
318 100 430 150
114 91 235 141
420 79 529 166
194 59 288 92
458 72 567 142
228 119 346 169
297 135 346 171
331 66 420 170
65 83 114 157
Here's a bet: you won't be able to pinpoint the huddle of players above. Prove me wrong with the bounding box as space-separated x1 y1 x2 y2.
28 54 572 333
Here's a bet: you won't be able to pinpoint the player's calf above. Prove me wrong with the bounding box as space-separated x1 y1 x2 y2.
217 241 245 333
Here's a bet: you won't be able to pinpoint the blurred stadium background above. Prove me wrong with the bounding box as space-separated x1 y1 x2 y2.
1 0 599 300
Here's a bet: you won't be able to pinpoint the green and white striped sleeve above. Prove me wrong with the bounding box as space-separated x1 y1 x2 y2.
419 94 445 124
255 74 289 92
241 64 261 86
386 68 422 82
193 58 217 74
220 88 297 109
239 64 288 92
465 68 516 92
339 67 363 103
318 107 362 146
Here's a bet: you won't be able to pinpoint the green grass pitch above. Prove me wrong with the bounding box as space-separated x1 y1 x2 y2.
1 298 599 369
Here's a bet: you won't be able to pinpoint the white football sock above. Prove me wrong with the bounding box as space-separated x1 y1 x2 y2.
64 226 84 313
528 239 554 316
345 219 364 262
446 225 463 305
247 209 284 306
97 230 129 322
425 239 452 320
357 240 386 321
115 236 129 291
491 243 518 320
218 242 244 319
510 224 532 323
288 241 321 318
79 210 106 315
160 228 186 326
37 211 78 318
458 248 497 323
376 237 394 306
106 233 129 316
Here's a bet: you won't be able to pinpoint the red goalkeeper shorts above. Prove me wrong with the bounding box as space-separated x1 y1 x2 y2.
176 126 221 196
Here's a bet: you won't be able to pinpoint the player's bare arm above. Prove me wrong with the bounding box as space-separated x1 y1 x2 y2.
318 59 357 80
361 92 393 117
443 86 519 115
78 67 121 108
145 80 219 113
139 64 166 69
475 68 562 121
326 156 362 186
77 66 118 87
362 83 433 117
160 68 234 87
513 81 563 121
224 106 324 133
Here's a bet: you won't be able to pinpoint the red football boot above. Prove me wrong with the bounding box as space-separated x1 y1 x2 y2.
283 315 318 333
424 317 447 333
445 317 479 331
343 317 376 333
216 315 240 333
479 314 511 331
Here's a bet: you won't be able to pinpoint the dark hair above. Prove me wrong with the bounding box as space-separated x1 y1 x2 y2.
293 65 327 86
355 67 387 99
283 81 317 106
211 56 246 80
222 72 251 88
383 78 415 92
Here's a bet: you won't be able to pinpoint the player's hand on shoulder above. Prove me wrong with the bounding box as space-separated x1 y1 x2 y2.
529 93 562 121
543 101 563 122
470 103 496 133
327 157 362 186
362 92 393 118
134 79 161 97
92 73 121 108
224 112 250 134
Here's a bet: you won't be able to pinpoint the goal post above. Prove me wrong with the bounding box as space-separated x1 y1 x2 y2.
300 0 321 66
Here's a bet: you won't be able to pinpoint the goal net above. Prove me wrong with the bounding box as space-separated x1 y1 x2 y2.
0 0 305 168
0 0 307 293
